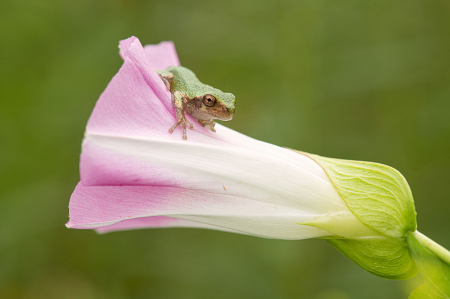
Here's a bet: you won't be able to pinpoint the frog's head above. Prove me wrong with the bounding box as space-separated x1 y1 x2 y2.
198 91 235 121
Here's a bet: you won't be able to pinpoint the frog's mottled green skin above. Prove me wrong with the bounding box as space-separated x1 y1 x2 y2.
157 66 235 140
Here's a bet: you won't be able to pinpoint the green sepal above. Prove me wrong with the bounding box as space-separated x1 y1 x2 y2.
298 153 420 279
307 154 417 238
407 232 450 298
327 236 417 280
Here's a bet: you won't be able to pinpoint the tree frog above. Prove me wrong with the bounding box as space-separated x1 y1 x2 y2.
157 66 236 140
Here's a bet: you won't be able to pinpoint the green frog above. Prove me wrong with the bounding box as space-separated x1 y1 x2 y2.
157 66 236 140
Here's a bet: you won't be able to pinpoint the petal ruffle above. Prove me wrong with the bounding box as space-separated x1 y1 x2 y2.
94 216 239 234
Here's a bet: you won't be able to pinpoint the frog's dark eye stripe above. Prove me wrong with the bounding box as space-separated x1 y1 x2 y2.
203 94 216 107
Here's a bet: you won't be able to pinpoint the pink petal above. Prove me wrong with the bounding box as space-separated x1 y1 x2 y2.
143 41 180 70
121 37 179 70
67 183 330 239
85 57 174 138
118 36 138 61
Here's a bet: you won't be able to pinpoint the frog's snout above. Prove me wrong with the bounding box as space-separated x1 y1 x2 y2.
217 93 235 120
224 106 235 120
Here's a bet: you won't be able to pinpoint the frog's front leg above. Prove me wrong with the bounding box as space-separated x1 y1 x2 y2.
168 91 194 140
197 119 216 132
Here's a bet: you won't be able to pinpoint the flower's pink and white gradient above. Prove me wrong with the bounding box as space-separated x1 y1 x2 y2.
67 36 348 239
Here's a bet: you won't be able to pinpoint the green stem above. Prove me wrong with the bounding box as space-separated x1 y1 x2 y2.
413 230 450 265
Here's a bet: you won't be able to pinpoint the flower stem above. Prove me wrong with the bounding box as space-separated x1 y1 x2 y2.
413 230 450 265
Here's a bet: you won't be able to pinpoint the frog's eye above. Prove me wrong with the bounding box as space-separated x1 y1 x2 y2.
203 94 216 107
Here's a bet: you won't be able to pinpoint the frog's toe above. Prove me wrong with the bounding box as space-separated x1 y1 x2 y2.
182 124 188 140
169 121 180 133
169 120 191 139
208 121 216 132
182 124 186 136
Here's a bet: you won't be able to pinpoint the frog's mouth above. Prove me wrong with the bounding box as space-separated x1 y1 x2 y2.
219 109 235 121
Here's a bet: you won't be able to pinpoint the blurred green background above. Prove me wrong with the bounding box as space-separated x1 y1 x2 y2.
1 0 449 298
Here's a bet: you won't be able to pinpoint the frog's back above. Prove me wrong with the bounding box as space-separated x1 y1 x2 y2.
166 66 215 97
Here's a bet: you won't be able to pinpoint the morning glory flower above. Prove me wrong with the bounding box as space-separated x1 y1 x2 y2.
67 37 450 293
67 36 366 239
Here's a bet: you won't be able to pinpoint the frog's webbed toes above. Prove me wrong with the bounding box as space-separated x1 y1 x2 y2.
182 124 187 140
168 119 194 140
187 120 194 130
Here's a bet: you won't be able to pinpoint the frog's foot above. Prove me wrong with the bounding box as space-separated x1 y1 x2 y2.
169 118 194 140
197 119 216 132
